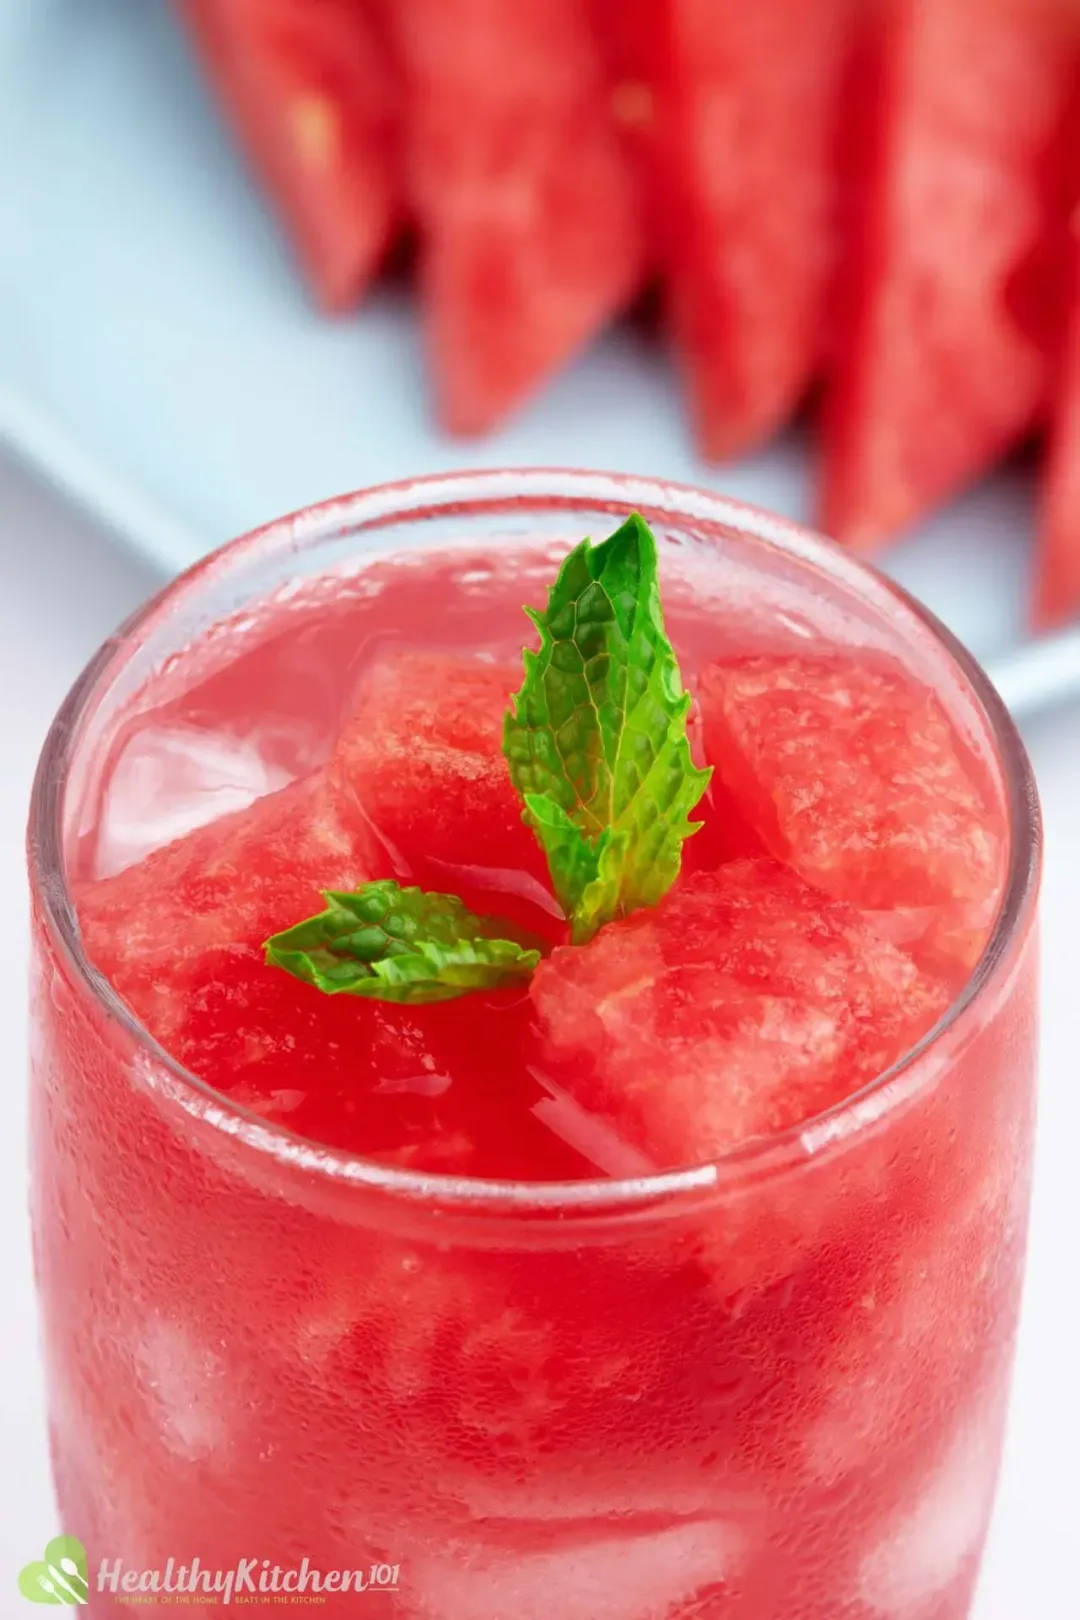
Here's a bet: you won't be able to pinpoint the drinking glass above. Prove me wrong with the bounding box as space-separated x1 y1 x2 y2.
28 471 1041 1618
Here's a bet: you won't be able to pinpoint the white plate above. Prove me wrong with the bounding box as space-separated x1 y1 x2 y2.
3 0 1080 716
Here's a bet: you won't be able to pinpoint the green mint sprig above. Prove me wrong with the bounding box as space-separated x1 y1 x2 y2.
504 512 711 942
266 514 710 1002
265 881 541 1004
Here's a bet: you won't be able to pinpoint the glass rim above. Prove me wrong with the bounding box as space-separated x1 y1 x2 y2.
28 467 1042 1217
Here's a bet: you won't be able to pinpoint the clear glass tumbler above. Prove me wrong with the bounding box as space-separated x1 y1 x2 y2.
28 471 1041 1619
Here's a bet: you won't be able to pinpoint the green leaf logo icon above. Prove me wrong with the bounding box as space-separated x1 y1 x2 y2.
17 1537 89 1605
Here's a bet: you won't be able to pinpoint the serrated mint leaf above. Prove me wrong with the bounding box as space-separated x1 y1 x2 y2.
265 880 542 1005
504 512 711 940
523 794 631 947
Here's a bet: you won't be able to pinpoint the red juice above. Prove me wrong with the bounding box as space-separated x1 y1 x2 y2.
28 474 1040 1618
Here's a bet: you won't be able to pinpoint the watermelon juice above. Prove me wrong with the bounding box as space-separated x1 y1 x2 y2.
28 473 1040 1619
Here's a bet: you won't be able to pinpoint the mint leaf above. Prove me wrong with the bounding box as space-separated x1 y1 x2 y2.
264 514 710 1004
522 794 632 944
265 881 542 1004
504 513 711 941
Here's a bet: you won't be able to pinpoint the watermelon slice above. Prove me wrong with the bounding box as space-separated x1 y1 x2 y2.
531 859 948 1167
696 653 1005 975
388 0 645 433
182 0 402 311
821 0 1079 548
653 0 856 459
1035 216 1080 628
330 651 558 929
588 0 666 247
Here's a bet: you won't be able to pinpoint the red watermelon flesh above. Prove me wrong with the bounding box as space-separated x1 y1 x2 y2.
389 0 645 434
182 0 402 311
530 860 949 1167
77 766 576 1177
588 0 668 251
80 771 573 1179
329 651 559 935
160 944 569 1176
821 0 1079 548
657 0 856 459
696 654 1006 977
1035 217 1080 628
78 768 376 1046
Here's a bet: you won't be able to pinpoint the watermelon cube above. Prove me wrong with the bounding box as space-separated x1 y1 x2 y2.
820 0 1079 547
77 762 569 1176
388 0 645 433
182 0 402 311
655 0 856 459
1035 222 1080 628
531 860 949 1167
163 944 554 1172
79 768 374 1043
329 651 556 925
696 654 1005 974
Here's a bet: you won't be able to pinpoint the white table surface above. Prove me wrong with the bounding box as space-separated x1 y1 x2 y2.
0 446 1076 1615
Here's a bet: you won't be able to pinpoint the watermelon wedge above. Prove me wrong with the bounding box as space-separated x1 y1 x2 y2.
655 0 856 460
182 0 402 311
389 0 645 434
588 0 666 247
821 0 1079 549
592 0 854 456
1035 215 1080 628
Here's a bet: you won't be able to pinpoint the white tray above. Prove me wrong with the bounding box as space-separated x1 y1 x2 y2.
3 0 1080 718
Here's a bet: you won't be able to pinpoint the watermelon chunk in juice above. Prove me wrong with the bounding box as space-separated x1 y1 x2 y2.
78 768 371 1042
78 754 588 1179
820 0 1078 548
330 649 558 931
530 860 949 1168
161 946 581 1176
696 653 1005 974
388 0 645 433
